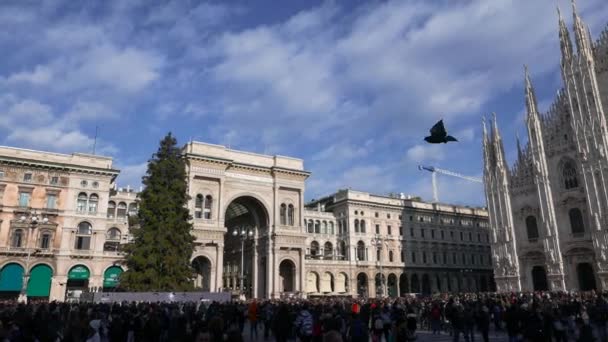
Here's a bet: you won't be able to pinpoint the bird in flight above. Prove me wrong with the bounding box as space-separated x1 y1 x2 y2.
424 119 458 144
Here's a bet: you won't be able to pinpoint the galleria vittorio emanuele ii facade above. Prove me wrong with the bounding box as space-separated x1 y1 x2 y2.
483 6 608 292
0 141 492 301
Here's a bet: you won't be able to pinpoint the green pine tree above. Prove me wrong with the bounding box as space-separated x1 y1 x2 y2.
120 133 195 291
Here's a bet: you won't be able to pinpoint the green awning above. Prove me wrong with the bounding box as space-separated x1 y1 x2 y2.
103 266 123 288
0 263 24 291
26 265 52 297
68 265 90 280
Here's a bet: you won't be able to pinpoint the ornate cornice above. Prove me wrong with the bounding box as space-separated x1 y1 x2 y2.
0 157 119 177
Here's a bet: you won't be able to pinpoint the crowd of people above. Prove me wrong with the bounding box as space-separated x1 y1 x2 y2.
0 291 604 341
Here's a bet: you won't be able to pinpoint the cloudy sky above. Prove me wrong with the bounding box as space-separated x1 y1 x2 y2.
1 0 607 206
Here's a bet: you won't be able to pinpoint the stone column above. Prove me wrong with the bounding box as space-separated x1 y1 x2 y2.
368 275 376 298
216 244 224 291
252 242 258 298
299 249 305 293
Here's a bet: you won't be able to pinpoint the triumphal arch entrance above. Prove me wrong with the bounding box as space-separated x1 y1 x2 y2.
184 142 309 299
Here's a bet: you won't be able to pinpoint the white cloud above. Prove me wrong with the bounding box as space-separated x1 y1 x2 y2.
74 44 164 93
406 144 446 163
6 65 52 85
6 126 93 151
116 162 147 188
64 101 117 121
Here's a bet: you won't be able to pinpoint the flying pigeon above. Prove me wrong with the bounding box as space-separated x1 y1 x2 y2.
424 119 458 144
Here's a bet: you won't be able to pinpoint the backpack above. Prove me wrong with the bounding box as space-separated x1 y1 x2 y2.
375 317 384 330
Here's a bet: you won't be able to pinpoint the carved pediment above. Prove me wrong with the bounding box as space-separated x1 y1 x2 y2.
560 196 586 207
517 205 538 219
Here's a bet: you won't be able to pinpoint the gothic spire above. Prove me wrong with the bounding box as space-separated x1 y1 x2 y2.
571 0 592 56
524 65 539 116
516 131 523 160
557 5 573 62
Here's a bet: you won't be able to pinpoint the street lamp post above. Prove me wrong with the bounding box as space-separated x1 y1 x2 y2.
232 227 254 298
17 211 46 303
371 234 386 298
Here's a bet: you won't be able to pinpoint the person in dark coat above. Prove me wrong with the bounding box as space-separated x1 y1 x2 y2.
576 317 595 342
476 306 490 342
272 304 292 342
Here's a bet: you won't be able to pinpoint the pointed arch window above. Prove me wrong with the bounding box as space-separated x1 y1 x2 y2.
287 204 295 226
526 215 539 240
563 161 579 189
280 203 287 225
204 195 212 219
569 208 585 234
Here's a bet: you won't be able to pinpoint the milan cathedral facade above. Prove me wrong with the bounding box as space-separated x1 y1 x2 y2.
483 4 608 292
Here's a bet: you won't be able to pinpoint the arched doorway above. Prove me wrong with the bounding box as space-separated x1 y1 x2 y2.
27 264 53 299
532 266 548 291
321 272 334 293
375 273 386 297
66 265 90 302
223 196 269 299
387 274 398 297
307 272 319 293
0 263 24 299
279 260 295 293
577 263 596 291
336 273 348 293
192 256 212 291
103 266 123 291
357 273 368 297
399 274 409 295
411 274 420 293
421 274 431 294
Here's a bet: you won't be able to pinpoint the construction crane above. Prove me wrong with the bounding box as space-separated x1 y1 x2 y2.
418 165 482 203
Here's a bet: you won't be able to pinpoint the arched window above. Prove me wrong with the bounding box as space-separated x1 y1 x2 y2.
356 241 366 261
389 251 394 262
324 242 333 258
526 216 539 240
280 204 287 225
310 241 320 256
117 202 127 218
376 248 381 261
107 201 116 218
204 195 213 219
569 208 585 234
128 203 138 216
104 228 121 252
338 240 346 260
322 221 328 234
563 161 579 189
75 222 92 250
88 194 98 213
194 194 203 218
287 204 295 226
77 192 87 213
106 228 121 240
314 220 320 234
307 220 314 233
354 219 360 233
329 222 334 234
361 220 366 233
11 229 24 248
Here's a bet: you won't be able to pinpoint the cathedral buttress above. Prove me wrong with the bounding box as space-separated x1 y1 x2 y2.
525 67 566 291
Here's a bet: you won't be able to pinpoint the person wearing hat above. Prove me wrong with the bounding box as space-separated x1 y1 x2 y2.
87 319 101 342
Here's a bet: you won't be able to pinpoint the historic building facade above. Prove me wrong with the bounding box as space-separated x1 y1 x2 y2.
301 191 492 298
482 5 608 292
0 141 490 301
0 146 138 301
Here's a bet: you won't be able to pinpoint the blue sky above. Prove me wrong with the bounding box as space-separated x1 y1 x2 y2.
1 0 607 206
